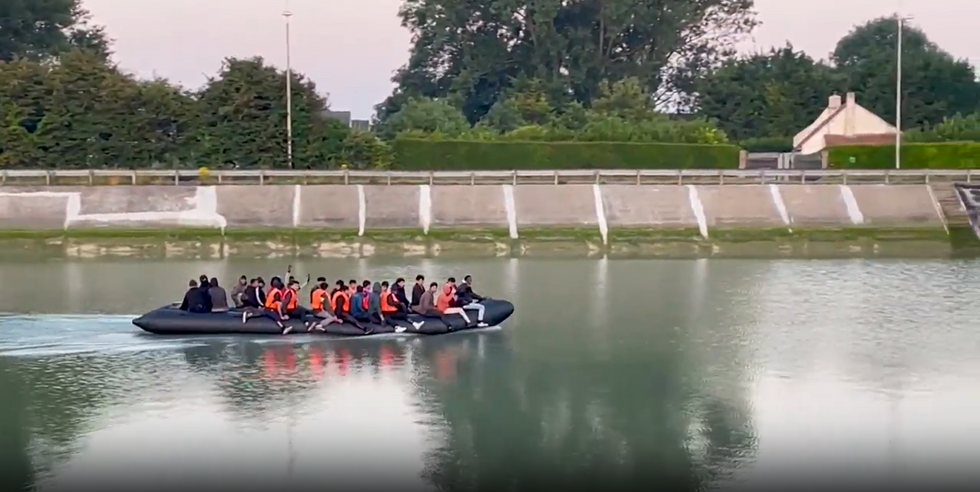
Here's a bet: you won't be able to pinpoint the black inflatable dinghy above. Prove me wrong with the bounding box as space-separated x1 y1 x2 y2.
132 299 514 336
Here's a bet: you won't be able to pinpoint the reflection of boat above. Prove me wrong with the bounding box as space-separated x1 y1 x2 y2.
132 300 515 336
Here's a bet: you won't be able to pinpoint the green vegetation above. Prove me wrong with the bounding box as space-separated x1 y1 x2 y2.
392 139 740 170
828 142 980 169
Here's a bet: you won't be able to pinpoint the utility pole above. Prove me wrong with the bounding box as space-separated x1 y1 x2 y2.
284 2 294 168
895 14 912 169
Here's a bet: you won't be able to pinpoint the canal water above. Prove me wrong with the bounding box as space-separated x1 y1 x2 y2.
1 258 979 491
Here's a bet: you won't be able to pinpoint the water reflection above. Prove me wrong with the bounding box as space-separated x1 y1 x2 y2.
2 258 979 489
0 358 33 491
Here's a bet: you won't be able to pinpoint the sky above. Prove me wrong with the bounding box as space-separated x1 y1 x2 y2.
83 0 980 120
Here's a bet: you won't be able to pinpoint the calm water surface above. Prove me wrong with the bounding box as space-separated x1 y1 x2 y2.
1 258 979 491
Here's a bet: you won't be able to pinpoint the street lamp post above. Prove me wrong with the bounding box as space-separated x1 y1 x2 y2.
283 3 294 168
895 14 912 169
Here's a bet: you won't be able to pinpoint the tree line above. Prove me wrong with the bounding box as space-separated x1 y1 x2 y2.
0 1 389 169
377 1 980 149
1 0 979 170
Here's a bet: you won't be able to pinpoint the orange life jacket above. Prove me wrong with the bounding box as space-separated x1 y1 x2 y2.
310 288 326 311
436 285 454 313
361 294 370 311
264 287 282 310
331 290 350 313
283 289 298 311
380 289 397 313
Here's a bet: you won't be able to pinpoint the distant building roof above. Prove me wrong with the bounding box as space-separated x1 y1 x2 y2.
322 110 351 126
793 92 896 154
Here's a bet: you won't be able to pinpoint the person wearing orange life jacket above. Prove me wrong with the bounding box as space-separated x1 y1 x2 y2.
282 279 319 329
380 281 408 322
306 277 340 330
330 281 371 333
242 276 291 334
437 281 472 327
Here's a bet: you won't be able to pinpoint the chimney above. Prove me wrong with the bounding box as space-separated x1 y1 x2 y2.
844 92 856 136
828 94 842 109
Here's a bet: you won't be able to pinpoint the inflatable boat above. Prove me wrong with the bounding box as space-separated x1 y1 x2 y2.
132 299 515 336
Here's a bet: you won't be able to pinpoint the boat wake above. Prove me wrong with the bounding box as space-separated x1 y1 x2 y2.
0 314 210 357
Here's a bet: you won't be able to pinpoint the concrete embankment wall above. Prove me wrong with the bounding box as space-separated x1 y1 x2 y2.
0 184 948 240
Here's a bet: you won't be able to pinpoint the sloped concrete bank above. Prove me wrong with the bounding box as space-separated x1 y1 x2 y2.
0 184 967 259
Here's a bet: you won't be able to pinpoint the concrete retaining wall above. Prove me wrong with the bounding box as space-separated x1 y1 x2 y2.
0 184 946 237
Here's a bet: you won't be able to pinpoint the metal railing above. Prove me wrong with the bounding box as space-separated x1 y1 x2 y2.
0 168 976 186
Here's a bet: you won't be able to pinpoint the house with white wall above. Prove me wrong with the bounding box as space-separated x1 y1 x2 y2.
793 92 896 155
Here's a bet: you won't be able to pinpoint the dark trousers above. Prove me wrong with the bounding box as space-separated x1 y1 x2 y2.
338 312 366 329
287 306 317 323
244 307 285 328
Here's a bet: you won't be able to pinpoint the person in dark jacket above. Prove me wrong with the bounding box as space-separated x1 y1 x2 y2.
350 285 368 321
411 275 425 306
367 282 389 325
241 278 261 308
392 278 410 311
455 275 487 326
208 278 230 312
179 279 210 313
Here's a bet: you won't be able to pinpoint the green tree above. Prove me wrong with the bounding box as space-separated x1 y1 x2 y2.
694 45 846 141
375 96 470 139
0 50 191 168
906 112 980 142
480 78 556 132
194 57 343 169
0 0 110 61
376 0 757 124
832 16 980 130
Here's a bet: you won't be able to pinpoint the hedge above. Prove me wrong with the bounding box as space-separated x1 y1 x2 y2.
391 138 741 170
740 136 794 153
828 142 980 169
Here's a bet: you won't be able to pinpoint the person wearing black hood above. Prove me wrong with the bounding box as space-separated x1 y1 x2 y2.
179 279 209 313
197 275 213 312
367 282 391 326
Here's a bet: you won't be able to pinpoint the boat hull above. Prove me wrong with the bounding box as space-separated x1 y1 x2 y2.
132 300 515 336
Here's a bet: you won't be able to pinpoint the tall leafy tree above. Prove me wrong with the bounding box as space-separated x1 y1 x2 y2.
0 50 188 168
694 45 847 140
0 0 110 61
832 16 980 129
194 57 345 169
376 0 757 124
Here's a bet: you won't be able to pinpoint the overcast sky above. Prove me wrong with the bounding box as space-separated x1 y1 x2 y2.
83 0 980 119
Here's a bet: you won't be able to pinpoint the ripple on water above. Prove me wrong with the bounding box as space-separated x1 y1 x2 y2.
0 314 214 357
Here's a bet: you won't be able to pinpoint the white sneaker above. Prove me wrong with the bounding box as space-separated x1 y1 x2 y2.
477 322 489 327
412 321 424 330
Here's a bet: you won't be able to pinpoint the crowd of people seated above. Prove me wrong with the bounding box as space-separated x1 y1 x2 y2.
180 266 489 335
